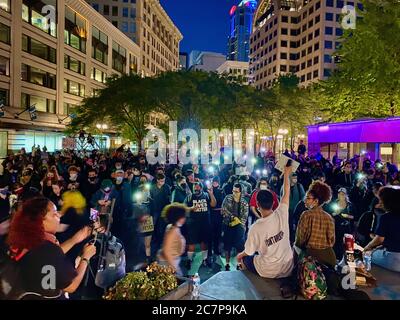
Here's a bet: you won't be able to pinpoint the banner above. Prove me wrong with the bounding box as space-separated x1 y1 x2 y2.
62 137 76 149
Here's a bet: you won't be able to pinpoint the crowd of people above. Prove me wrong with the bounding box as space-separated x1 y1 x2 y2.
0 142 399 300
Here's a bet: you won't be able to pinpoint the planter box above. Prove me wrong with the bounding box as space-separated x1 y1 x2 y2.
160 277 192 300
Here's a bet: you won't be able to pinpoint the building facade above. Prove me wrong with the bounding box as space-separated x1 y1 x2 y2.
227 0 257 62
249 0 361 90
0 0 141 154
189 51 226 72
86 0 182 77
179 52 188 70
217 60 250 84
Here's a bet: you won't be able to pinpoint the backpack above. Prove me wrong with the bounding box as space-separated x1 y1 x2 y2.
297 254 328 300
95 235 126 289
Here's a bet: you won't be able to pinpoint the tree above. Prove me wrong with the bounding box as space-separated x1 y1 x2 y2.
255 75 316 154
69 74 156 145
318 0 400 121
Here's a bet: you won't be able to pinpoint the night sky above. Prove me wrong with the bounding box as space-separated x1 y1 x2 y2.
160 0 241 55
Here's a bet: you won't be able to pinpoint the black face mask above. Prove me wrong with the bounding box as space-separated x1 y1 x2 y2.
180 183 187 189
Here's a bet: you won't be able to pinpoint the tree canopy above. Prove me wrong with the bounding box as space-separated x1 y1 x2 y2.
68 70 315 147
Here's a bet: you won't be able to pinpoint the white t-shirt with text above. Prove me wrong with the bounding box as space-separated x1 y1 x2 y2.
244 203 294 278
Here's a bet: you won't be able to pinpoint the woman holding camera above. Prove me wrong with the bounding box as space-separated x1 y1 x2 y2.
7 197 96 299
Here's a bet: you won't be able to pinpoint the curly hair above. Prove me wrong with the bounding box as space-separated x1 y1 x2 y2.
379 186 400 214
308 181 332 206
7 197 50 251
162 203 188 225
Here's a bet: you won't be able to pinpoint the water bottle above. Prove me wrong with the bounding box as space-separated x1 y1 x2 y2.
191 273 201 300
363 251 372 271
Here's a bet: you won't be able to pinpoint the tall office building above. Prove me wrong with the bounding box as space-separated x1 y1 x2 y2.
86 0 183 77
249 0 361 89
227 0 257 62
0 0 141 154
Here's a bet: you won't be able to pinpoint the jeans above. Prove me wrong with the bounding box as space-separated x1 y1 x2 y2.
372 249 400 273
209 211 222 255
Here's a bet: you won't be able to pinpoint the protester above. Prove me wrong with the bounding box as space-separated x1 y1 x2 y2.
150 173 171 256
221 183 248 271
7 197 96 299
157 203 187 275
184 181 216 271
280 173 305 243
237 163 294 279
364 186 400 272
295 181 335 267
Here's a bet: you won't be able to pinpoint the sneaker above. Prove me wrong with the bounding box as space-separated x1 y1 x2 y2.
185 259 192 270
225 264 230 271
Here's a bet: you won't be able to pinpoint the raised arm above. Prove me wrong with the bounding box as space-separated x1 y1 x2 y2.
280 161 292 206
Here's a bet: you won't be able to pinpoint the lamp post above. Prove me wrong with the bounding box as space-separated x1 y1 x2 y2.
96 123 108 151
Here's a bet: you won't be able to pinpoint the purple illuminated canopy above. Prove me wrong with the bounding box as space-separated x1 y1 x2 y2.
307 117 400 143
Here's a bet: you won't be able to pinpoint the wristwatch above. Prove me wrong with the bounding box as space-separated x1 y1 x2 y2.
80 257 90 265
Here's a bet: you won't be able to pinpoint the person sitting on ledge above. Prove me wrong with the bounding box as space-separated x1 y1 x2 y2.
295 181 335 268
237 162 294 279
364 186 400 273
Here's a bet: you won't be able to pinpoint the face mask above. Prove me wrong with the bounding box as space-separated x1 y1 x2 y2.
180 183 187 189
176 221 184 228
116 177 124 184
70 174 77 181
260 185 268 190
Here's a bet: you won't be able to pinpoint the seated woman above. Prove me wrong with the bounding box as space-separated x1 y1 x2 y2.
157 203 187 276
364 186 400 272
7 197 96 299
295 181 336 267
